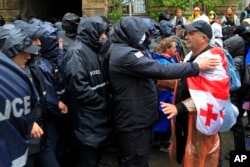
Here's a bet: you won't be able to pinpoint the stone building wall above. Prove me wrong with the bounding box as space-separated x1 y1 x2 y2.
82 0 108 18
0 0 21 22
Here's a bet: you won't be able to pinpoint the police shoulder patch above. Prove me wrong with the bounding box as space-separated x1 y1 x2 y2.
134 51 144 58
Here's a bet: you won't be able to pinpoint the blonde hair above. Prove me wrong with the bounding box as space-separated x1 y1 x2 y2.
225 7 235 16
156 37 175 54
224 7 235 22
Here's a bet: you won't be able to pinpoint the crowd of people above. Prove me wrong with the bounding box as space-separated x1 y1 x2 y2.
1 4 250 167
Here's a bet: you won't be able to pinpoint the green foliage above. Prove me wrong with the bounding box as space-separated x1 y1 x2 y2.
147 0 192 22
108 0 123 26
147 0 165 21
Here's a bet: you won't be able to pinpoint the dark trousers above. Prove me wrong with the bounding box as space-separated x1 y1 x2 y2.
24 140 60 167
38 143 60 167
118 128 152 167
154 129 171 145
24 153 38 167
24 143 60 167
45 114 73 160
231 108 246 151
75 145 102 167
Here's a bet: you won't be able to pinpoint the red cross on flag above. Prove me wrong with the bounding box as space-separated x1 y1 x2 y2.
200 103 222 126
186 47 230 135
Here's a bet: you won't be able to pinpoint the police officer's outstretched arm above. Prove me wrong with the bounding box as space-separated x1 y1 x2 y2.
195 56 220 71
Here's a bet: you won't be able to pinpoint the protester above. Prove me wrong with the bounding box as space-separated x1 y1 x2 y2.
63 15 113 167
171 8 187 27
208 10 217 23
210 19 224 48
229 18 250 133
240 3 250 22
223 35 246 160
108 16 220 167
161 20 229 167
152 37 180 153
221 7 240 26
188 7 201 23
173 25 190 60
0 24 40 167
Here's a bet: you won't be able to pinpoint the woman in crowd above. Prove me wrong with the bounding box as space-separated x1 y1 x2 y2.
221 7 240 26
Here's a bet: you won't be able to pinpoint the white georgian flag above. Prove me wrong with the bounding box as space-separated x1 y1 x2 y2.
185 47 230 135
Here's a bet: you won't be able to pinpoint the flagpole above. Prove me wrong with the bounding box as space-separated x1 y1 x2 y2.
169 79 178 167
